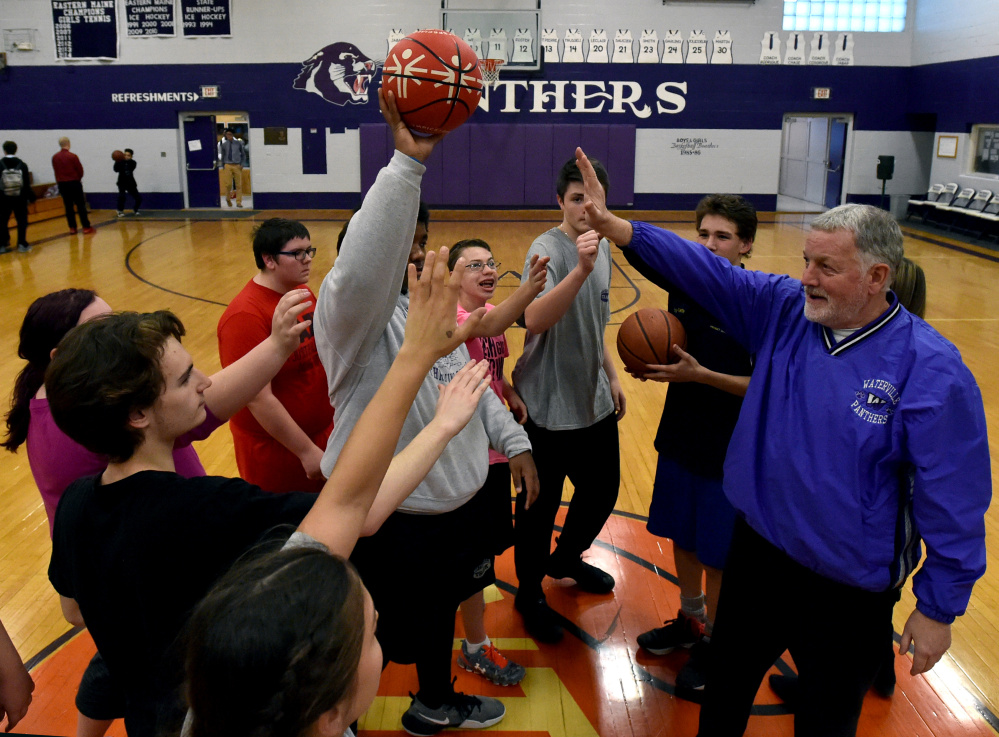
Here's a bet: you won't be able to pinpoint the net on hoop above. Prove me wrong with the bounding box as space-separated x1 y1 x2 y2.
480 58 504 88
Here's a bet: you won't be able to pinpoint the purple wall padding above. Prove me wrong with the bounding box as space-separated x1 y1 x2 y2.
360 123 635 208
469 126 528 207
608 126 636 207
524 125 554 206
442 126 471 206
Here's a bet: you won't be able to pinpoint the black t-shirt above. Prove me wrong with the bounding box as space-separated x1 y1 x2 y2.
622 247 752 477
49 471 314 737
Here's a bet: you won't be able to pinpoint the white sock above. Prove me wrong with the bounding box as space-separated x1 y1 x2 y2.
465 636 490 654
680 593 707 623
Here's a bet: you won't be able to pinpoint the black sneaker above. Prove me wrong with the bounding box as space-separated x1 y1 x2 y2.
548 555 615 594
401 690 505 736
514 594 563 643
637 609 705 655
675 637 710 703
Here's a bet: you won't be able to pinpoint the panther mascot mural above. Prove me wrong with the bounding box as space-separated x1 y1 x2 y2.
293 42 378 105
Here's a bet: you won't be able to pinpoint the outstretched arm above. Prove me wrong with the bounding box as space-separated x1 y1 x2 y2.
524 230 599 334
472 254 549 338
630 346 750 397
207 289 313 420
298 248 485 558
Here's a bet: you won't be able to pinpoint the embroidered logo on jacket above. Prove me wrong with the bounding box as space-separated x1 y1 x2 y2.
851 378 899 425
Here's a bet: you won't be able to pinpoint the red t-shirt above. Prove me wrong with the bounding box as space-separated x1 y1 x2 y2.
217 280 333 493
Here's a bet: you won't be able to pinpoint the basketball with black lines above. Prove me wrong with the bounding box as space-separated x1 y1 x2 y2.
616 308 687 374
382 29 484 135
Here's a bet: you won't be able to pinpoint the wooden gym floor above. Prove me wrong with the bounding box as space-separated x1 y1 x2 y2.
2 207 997 736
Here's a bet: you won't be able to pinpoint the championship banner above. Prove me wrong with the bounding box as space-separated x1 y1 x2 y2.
52 0 118 60
125 0 176 37
181 0 231 37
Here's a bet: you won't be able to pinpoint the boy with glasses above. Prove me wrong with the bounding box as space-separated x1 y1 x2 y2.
217 218 334 493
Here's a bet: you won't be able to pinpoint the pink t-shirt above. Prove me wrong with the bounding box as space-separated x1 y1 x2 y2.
26 397 223 536
457 303 510 464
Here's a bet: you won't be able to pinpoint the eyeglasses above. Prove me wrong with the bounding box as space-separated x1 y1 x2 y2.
277 247 317 262
466 259 500 272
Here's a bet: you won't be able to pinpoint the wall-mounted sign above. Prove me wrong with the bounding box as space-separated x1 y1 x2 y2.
52 0 118 60
125 0 175 37
813 87 831 100
200 85 220 99
181 0 231 37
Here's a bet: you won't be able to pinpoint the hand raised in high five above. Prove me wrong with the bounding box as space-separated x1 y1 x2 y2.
575 147 633 245
403 246 485 365
379 86 444 163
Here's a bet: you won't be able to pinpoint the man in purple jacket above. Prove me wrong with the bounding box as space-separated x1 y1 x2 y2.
575 147 990 737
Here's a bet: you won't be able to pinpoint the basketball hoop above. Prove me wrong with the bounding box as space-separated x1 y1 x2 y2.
480 58 504 89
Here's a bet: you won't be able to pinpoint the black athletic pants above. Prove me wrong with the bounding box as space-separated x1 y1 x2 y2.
698 519 899 737
58 180 91 229
116 183 142 212
514 413 620 600
1 195 28 247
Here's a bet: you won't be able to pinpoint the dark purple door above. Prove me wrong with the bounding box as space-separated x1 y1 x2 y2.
824 118 849 210
183 116 219 208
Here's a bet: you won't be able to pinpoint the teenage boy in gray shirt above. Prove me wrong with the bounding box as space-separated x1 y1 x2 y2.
510 157 626 643
313 89 538 736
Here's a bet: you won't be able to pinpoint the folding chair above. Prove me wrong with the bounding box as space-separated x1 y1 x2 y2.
905 183 944 220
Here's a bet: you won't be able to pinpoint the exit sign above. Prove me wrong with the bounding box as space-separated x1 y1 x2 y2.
812 87 831 100
200 85 221 99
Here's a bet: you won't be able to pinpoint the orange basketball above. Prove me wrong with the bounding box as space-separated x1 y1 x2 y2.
111 150 125 161
382 29 484 135
616 308 687 375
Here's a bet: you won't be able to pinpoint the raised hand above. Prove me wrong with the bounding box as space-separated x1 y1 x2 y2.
379 86 444 163
269 288 313 355
576 146 633 245
433 360 491 437
403 247 485 364
525 254 550 296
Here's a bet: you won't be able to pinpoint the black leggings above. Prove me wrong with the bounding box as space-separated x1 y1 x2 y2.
514 413 620 600
698 520 899 737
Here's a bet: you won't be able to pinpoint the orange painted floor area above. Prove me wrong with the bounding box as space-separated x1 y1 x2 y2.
15 508 998 736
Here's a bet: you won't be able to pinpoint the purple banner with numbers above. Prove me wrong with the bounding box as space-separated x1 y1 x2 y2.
180 0 231 37
52 0 118 60
125 0 176 37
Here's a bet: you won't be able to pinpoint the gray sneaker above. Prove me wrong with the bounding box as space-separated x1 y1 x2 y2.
401 689 505 736
16 243 30 253
457 640 526 686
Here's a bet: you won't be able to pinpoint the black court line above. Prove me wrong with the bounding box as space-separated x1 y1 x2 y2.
25 626 83 671
124 226 230 307
902 229 999 264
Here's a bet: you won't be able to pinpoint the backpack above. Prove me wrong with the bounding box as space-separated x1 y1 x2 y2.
1 160 24 197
